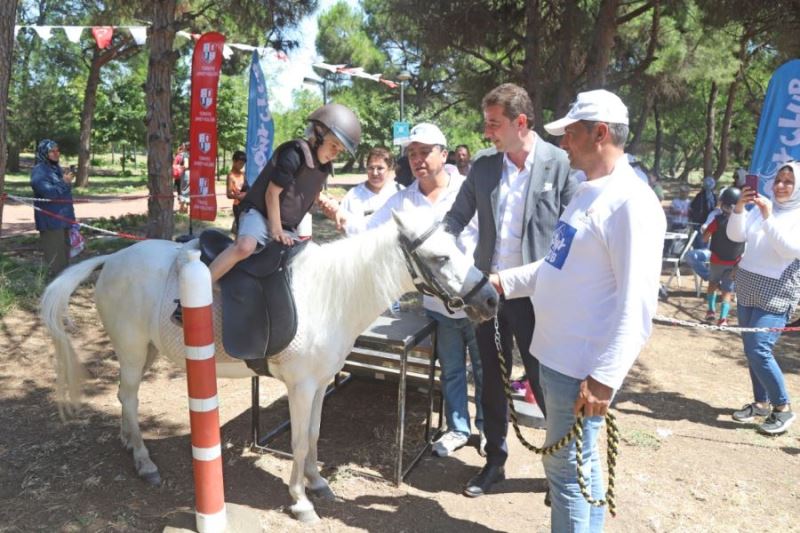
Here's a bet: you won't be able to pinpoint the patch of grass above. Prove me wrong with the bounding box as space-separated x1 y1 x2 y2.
5 170 149 198
621 428 662 449
0 253 48 316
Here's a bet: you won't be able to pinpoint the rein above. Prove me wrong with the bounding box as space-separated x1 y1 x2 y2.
398 221 489 313
492 317 621 516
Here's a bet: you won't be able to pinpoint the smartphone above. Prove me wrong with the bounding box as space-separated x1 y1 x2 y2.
745 174 759 194
69 164 77 173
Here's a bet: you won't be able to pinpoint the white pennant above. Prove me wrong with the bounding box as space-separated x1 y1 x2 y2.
14 25 20 38
63 26 83 43
223 44 233 59
33 26 53 41
128 26 147 46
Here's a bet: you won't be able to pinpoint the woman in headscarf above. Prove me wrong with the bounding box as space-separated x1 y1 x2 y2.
30 139 76 276
727 162 800 434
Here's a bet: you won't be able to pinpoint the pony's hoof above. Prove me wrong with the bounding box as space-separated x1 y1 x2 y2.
292 509 320 523
140 470 161 486
309 485 338 501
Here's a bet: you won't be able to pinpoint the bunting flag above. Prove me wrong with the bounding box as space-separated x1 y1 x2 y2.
63 26 83 43
92 26 114 48
749 59 800 192
129 26 147 46
12 25 396 88
32 26 52 40
188 32 225 221
245 50 274 186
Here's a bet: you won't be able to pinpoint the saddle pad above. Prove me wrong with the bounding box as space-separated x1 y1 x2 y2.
218 267 298 360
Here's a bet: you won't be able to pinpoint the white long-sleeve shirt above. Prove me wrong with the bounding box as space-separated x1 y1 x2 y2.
498 155 666 390
339 181 404 219
345 171 478 318
726 202 800 279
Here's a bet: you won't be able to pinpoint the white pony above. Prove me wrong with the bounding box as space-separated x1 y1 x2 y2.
40 210 498 523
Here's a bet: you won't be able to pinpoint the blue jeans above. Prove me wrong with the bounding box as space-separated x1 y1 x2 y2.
540 365 606 533
737 305 791 406
426 310 483 436
685 249 711 281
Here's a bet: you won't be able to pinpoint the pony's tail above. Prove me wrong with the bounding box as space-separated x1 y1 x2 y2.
40 254 109 419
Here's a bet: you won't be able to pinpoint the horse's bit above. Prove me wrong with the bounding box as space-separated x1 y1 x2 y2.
398 221 489 314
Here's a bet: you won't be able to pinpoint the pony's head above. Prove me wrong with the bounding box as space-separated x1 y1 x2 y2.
392 210 498 322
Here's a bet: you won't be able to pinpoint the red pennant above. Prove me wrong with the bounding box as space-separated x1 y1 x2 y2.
92 26 114 49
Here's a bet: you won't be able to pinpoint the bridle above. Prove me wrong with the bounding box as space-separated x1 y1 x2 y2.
398 221 490 314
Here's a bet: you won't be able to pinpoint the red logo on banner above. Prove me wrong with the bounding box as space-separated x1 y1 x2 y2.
188 32 225 221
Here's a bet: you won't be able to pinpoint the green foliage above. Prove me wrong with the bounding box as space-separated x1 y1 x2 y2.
317 1 386 71
93 56 147 152
216 74 249 154
272 88 323 145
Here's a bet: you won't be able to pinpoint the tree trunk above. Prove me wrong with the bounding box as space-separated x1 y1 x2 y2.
522 0 542 133
554 0 581 117
654 101 663 176
144 0 178 239
0 0 18 236
584 0 620 88
627 84 655 154
714 34 748 180
703 81 718 178
76 38 140 187
76 50 103 188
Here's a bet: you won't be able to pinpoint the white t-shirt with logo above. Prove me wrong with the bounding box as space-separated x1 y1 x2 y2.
499 156 667 389
340 181 404 219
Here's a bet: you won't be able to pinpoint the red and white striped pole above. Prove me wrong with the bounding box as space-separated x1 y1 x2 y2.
180 250 227 533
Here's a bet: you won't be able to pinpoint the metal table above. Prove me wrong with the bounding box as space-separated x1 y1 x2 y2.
250 310 441 486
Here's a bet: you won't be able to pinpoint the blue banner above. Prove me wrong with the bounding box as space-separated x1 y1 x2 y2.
245 50 274 186
749 59 800 192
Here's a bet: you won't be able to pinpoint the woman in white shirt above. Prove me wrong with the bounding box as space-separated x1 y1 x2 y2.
727 161 800 435
339 147 403 219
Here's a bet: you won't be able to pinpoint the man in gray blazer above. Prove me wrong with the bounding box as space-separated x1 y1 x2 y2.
444 83 577 497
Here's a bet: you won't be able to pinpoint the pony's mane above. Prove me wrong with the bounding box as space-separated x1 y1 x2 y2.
289 223 416 342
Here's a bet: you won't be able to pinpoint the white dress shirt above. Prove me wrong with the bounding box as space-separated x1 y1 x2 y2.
493 138 537 271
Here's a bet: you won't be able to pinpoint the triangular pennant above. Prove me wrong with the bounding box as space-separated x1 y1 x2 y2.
14 25 20 39
92 26 114 49
128 26 147 46
33 26 53 41
222 44 233 59
63 26 83 43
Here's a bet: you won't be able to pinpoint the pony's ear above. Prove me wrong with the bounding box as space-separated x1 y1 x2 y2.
391 209 409 234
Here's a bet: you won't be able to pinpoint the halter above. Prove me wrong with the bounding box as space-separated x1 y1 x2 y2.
398 221 490 314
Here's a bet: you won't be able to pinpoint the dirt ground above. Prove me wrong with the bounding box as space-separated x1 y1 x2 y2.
1 201 799 532
2 270 799 532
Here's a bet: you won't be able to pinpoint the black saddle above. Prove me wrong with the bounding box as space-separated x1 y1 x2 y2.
198 229 308 363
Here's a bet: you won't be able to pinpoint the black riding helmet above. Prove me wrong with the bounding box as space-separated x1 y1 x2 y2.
307 103 361 156
720 187 741 207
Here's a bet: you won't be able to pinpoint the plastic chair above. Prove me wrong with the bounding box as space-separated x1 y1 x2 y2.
663 229 697 290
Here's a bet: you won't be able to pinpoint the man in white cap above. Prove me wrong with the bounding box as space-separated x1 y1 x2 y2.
490 89 666 531
331 123 485 458
445 83 576 498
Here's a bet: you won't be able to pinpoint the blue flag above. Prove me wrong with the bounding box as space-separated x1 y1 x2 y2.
749 59 800 191
245 50 274 186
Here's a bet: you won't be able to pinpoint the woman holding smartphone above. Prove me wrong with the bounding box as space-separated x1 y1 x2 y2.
30 139 76 276
726 161 800 434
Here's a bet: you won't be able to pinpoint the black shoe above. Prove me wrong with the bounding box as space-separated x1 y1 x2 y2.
463 464 505 498
171 301 183 326
544 487 551 507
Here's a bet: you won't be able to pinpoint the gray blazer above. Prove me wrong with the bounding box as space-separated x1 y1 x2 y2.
444 139 577 272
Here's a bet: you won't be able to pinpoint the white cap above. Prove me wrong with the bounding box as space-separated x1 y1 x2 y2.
544 90 629 136
399 122 447 147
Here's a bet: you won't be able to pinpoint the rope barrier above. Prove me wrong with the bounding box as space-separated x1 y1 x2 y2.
7 194 146 241
493 318 620 517
653 314 800 333
4 191 227 204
